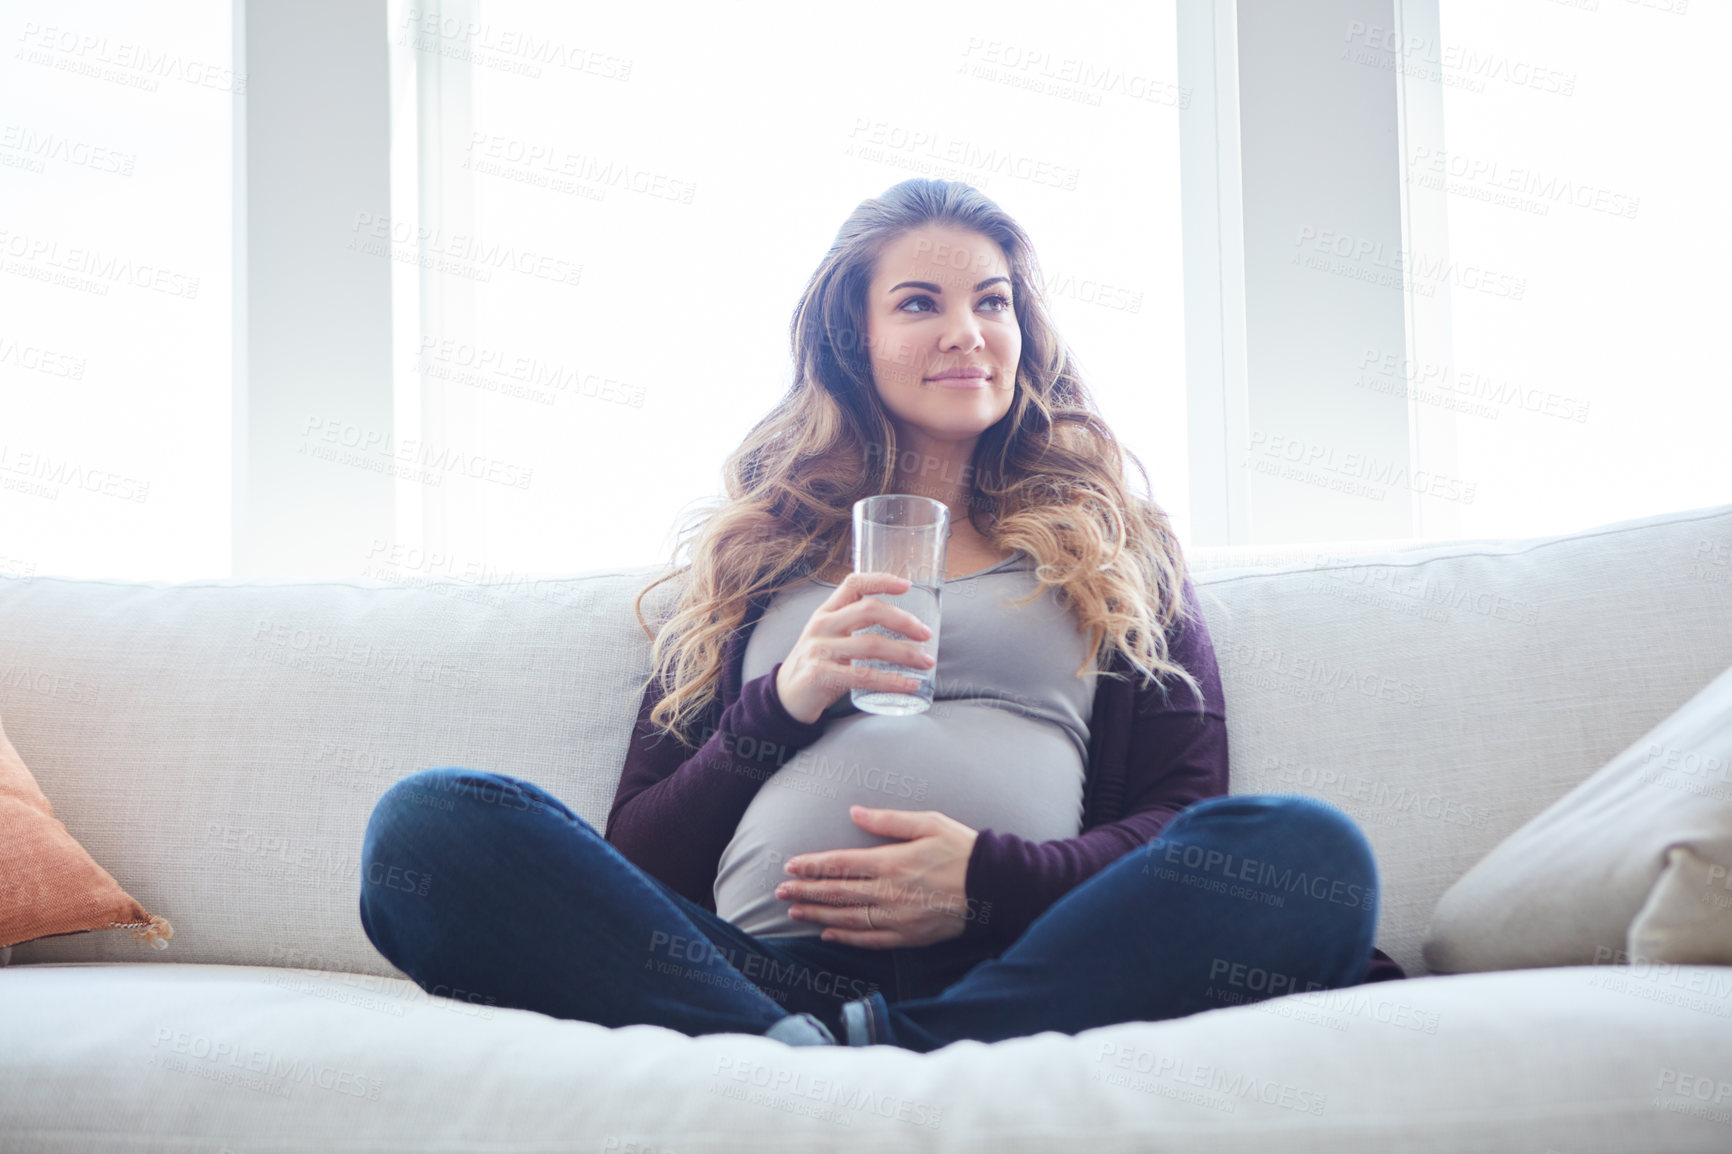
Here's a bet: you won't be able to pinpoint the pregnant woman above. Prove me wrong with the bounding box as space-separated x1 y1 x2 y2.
358 177 1405 1052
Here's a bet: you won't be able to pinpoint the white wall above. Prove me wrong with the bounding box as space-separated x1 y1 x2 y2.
235 0 394 577
1185 0 1428 547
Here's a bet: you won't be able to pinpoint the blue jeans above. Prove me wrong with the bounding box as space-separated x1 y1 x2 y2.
358 767 1381 1053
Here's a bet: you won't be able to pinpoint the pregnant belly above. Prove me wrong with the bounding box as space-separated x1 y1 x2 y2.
712 706 1086 938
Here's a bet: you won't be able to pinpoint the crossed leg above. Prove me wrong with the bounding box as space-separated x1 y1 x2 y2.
358 766 894 1040
849 793 1382 1052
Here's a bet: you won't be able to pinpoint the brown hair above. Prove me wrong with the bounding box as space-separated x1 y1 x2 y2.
632 177 1204 748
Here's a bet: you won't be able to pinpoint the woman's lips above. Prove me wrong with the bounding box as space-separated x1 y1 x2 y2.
925 370 992 388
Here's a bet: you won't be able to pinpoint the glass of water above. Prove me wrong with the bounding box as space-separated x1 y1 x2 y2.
850 494 946 716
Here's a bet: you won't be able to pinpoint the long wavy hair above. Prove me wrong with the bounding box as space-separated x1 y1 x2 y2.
631 177 1205 749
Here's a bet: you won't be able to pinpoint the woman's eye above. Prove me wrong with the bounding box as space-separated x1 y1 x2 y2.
897 294 1014 314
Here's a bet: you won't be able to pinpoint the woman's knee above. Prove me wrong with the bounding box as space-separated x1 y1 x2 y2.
378 765 519 811
1246 796 1381 941
1264 794 1375 872
1153 793 1379 901
363 768 569 885
1178 792 1369 848
371 766 581 829
359 768 593 919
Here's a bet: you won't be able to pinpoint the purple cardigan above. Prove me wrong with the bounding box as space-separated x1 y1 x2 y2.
606 575 1406 984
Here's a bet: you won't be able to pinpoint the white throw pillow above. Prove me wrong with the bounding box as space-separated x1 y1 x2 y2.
1424 660 1732 972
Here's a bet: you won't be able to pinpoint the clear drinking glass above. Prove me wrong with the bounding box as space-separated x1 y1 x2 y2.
850 493 947 716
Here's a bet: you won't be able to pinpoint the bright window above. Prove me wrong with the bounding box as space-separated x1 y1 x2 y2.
388 0 1189 577
0 1 234 581
1409 0 1730 539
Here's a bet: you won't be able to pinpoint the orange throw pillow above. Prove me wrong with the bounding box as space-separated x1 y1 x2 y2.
0 712 172 952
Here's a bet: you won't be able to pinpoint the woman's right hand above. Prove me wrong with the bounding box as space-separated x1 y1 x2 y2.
774 572 937 725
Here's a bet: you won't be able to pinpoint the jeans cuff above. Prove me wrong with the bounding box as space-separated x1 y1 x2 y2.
764 1011 837 1046
842 991 893 1047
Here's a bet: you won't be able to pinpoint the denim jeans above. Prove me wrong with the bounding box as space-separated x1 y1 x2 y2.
359 766 1381 1054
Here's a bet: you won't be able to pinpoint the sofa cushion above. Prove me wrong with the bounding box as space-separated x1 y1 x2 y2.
0 504 1728 980
2 960 1729 1151
1424 659 1732 972
0 569 663 980
1186 502 1732 977
0 710 171 952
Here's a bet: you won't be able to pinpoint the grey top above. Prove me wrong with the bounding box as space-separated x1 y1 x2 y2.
713 549 1100 938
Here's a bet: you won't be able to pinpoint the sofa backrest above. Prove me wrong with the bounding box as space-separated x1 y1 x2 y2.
4 503 1729 980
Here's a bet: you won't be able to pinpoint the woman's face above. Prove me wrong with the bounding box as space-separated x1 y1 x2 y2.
862 224 1020 455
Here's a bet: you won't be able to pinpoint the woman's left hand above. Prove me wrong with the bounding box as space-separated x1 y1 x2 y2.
776 807 980 949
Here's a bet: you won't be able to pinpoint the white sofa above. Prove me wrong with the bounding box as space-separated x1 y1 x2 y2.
3 502 1730 1152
